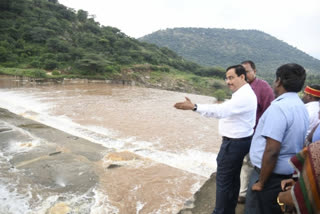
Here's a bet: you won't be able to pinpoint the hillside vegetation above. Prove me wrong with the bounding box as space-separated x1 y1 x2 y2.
0 0 230 98
0 0 199 74
140 28 320 84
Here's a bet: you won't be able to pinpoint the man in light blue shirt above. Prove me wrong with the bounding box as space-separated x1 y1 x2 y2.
245 63 309 214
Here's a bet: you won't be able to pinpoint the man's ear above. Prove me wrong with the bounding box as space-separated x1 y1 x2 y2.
274 78 281 87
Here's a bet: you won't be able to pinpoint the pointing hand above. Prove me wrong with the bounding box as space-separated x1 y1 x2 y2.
174 97 195 110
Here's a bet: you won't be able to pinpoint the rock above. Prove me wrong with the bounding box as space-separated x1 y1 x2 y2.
0 127 12 132
178 173 245 214
107 164 122 169
0 107 104 195
47 202 71 214
49 151 62 156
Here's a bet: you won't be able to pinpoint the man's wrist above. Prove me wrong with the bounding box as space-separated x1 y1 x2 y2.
277 193 287 212
277 195 284 206
193 104 197 111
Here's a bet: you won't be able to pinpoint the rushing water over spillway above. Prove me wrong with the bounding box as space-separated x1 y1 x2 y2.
0 76 221 213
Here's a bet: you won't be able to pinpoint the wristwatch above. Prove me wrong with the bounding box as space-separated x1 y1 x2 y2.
193 104 197 111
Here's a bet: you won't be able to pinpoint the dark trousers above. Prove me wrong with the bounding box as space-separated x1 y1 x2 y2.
212 136 252 214
244 167 292 214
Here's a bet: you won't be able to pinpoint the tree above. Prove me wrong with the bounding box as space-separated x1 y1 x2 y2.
0 0 10 10
5 0 26 14
46 38 70 52
77 9 88 22
24 27 54 43
0 46 8 61
75 53 111 74
44 59 58 70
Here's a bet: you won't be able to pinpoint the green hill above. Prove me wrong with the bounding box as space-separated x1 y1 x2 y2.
0 0 231 97
139 28 320 83
0 0 202 75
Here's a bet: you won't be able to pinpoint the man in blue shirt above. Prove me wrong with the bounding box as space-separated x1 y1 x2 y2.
245 63 309 214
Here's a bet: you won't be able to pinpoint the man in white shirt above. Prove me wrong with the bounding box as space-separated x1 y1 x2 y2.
174 64 257 214
302 85 320 136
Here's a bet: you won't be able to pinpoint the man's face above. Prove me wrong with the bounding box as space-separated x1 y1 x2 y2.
242 63 256 83
225 68 245 92
302 93 311 104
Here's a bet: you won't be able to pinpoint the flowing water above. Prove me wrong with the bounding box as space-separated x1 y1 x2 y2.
0 75 221 214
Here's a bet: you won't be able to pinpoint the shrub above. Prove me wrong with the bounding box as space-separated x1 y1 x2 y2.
44 59 58 70
213 89 227 101
22 69 47 78
51 70 60 75
105 65 120 73
30 60 41 68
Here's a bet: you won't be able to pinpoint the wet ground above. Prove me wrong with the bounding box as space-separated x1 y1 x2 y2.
0 107 245 214
0 108 204 213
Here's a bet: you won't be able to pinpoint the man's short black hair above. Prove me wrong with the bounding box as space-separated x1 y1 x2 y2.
226 64 247 81
241 60 256 70
276 63 306 92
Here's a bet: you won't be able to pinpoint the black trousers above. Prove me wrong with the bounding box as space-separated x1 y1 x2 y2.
212 136 252 214
244 167 292 214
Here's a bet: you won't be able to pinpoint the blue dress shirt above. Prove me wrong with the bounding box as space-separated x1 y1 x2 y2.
250 92 309 175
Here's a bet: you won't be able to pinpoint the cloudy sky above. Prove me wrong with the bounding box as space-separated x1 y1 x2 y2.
59 0 320 60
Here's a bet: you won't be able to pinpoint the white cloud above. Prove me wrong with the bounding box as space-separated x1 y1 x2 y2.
58 0 320 59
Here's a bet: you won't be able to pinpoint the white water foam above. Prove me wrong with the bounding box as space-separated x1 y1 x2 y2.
0 182 32 214
136 201 146 214
131 148 216 178
0 90 125 150
0 90 51 115
90 188 119 214
0 121 44 155
0 89 217 178
28 188 118 213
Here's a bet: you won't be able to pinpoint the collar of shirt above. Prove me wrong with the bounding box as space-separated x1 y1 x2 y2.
272 92 298 103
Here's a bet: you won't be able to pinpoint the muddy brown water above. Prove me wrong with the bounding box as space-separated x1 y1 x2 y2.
0 75 221 213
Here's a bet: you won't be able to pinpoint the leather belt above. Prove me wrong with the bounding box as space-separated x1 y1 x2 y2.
254 166 292 179
222 135 252 141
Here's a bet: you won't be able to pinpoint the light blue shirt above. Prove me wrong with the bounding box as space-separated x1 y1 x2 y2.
250 92 309 175
312 124 320 143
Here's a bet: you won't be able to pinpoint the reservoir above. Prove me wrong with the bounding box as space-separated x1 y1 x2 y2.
0 76 221 213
